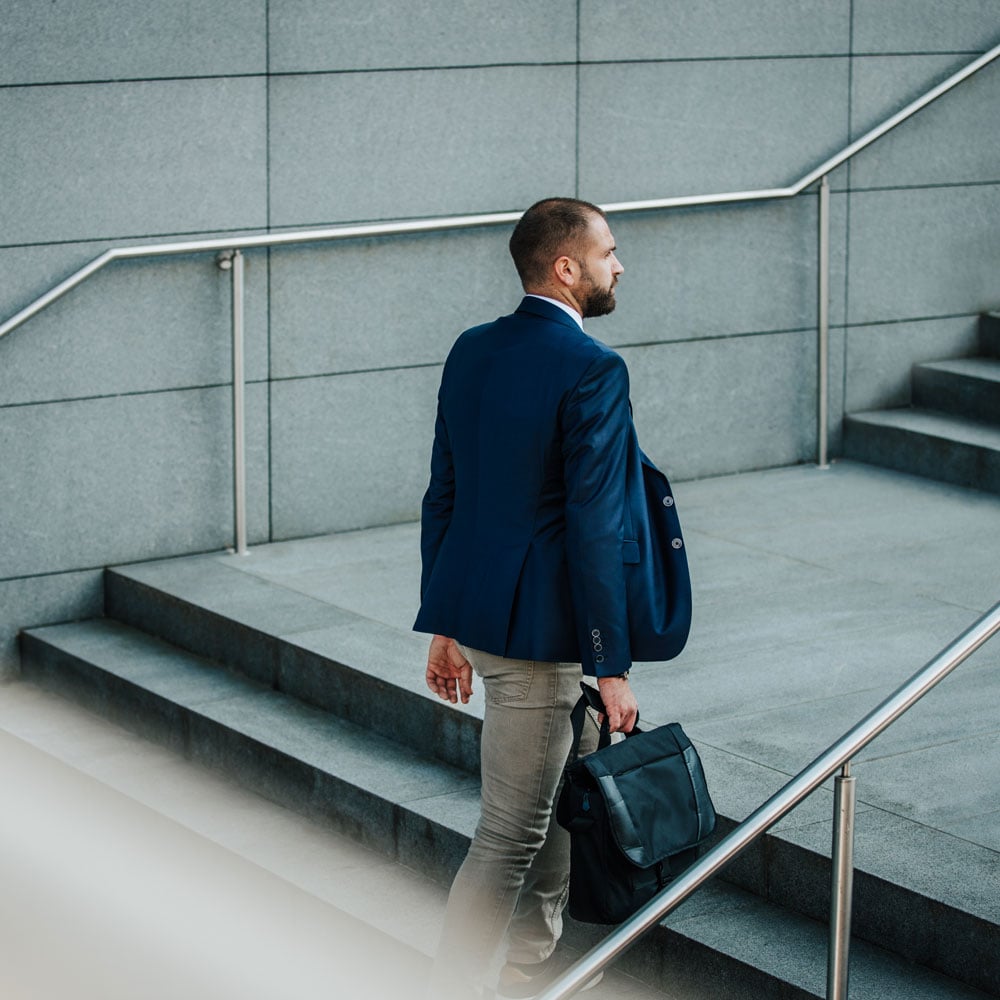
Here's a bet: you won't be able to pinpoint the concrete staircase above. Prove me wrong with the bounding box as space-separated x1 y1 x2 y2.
844 313 1000 494
19 554 998 999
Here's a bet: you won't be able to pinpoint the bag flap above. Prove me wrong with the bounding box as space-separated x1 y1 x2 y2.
581 723 715 868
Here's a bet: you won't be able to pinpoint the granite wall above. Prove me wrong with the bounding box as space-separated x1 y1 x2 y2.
2 1 998 677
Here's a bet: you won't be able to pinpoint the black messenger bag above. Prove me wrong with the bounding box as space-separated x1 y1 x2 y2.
555 685 716 924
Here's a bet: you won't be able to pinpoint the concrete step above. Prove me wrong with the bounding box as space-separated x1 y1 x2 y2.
19 617 478 880
93 558 1000 995
980 312 1000 358
104 556 483 776
912 358 1000 424
0 677 671 1000
19 615 996 1000
843 408 1000 495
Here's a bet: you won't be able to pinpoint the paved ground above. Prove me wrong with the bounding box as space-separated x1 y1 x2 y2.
222 459 1000 859
2 458 997 997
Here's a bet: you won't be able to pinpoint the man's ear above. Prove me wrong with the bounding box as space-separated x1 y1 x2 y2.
553 255 578 288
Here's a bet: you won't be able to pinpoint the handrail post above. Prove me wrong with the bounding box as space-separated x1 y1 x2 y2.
827 760 856 999
219 249 249 556
535 602 1000 1000
817 174 831 469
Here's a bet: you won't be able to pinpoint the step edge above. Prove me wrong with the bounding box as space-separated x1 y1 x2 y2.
103 567 485 775
23 618 998 943
19 619 1000 995
845 409 1000 448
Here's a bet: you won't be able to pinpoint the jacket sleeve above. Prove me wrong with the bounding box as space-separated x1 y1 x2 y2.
419 395 455 601
561 350 632 677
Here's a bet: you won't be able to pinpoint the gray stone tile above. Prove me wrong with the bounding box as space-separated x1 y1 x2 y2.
275 620 483 775
846 408 1000 495
681 531 832 609
395 791 477 882
257 557 421 635
580 0 850 60
114 557 355 640
282 617 433 693
844 315 981 412
685 637 999 783
0 241 269 404
946 808 1000 852
201 689 477 807
846 184 1000 326
0 0 265 84
61 621 248 707
404 783 481 841
833 530 1000 612
783 805 999 921
681 467 834 530
269 0 576 71
679 460 1000 577
850 54 1000 190
621 330 817 480
642 585 973 728
268 67 575 227
0 78 267 245
221 520 419 589
33 457 996 892
0 571 103 682
852 1 1000 53
0 384 269 578
853 730 1000 833
268 228 514 379
596 198 824 347
578 58 850 204
270 366 440 537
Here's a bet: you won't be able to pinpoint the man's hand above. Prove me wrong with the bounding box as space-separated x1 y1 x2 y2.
425 635 473 705
596 675 638 734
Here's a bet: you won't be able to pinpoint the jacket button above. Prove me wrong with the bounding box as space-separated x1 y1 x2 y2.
662 496 674 507
671 538 683 549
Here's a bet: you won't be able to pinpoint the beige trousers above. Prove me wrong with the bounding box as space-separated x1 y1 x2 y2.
426 647 597 999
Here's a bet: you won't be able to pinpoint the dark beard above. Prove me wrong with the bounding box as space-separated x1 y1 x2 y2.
581 284 617 318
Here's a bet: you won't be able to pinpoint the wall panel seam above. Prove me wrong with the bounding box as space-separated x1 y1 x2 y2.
848 180 1000 195
266 63 577 78
4 54 987 93
579 53 854 66
0 380 270 411
0 558 218 587
0 73 267 92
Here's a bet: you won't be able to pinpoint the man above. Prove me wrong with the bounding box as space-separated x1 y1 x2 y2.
415 198 691 999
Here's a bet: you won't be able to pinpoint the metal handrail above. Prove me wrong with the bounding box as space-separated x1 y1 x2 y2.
537 600 1000 1000
2 41 998 552
3 41 997 342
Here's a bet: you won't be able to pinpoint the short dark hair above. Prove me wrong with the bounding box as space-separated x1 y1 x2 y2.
508 197 607 289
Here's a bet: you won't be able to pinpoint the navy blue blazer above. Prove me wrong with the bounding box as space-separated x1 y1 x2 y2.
414 296 691 677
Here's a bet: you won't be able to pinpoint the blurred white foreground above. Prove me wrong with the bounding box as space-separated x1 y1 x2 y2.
0 729 424 1000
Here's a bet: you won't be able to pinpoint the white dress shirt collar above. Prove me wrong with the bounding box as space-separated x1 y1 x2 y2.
525 294 584 330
